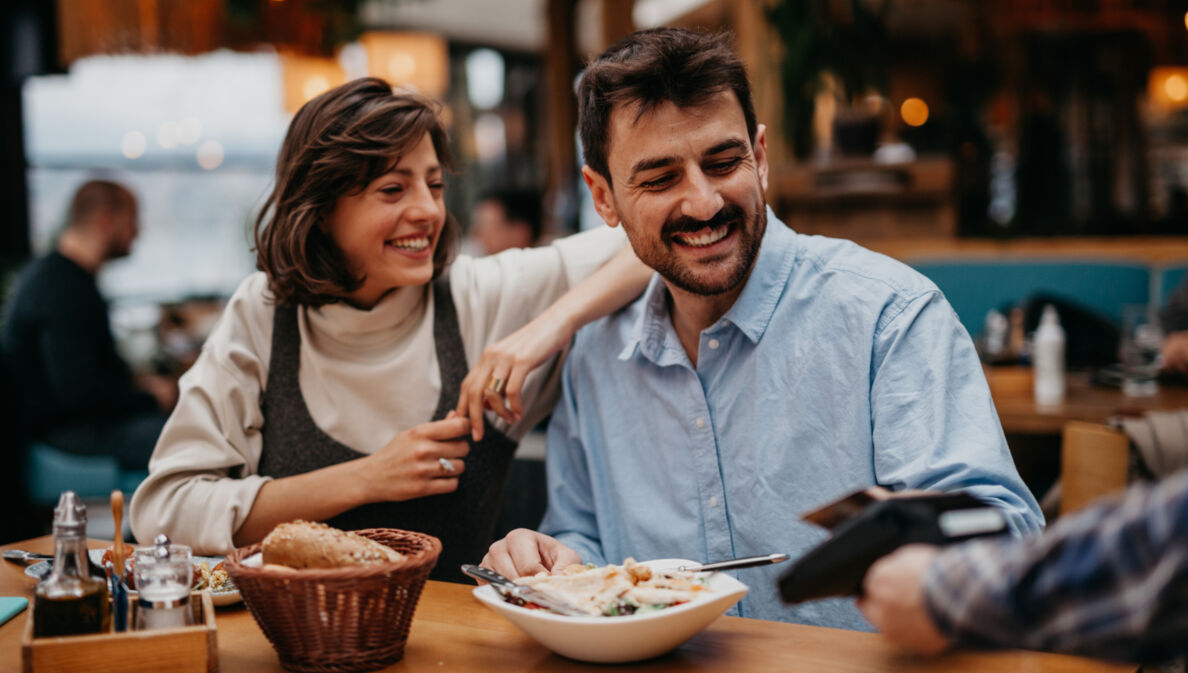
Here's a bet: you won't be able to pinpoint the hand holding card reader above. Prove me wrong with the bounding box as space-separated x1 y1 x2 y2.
779 490 1007 604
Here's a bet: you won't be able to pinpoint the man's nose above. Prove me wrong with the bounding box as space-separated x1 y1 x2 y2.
680 169 724 222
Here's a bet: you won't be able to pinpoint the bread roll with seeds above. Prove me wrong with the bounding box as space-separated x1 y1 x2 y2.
262 520 403 568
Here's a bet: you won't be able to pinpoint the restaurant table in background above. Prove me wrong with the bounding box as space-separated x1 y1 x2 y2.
988 367 1188 435
0 537 1136 673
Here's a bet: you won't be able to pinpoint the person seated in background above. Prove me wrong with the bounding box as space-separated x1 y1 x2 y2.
1 179 175 470
466 189 544 256
482 28 1043 630
859 468 1188 663
1161 276 1188 373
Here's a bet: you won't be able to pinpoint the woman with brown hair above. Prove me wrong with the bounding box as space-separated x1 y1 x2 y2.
129 78 648 581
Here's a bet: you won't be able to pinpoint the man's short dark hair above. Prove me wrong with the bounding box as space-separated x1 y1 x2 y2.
68 180 134 229
479 189 543 243
577 28 758 185
254 77 458 307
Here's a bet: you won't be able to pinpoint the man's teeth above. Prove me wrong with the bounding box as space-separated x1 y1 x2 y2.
389 237 429 251
674 225 729 247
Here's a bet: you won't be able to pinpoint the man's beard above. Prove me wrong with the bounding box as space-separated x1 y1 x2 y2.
627 201 766 297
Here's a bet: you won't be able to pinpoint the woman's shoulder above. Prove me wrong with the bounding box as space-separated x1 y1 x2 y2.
201 272 276 367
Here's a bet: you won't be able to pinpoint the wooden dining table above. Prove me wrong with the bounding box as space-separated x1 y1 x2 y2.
0 536 1137 673
988 368 1188 435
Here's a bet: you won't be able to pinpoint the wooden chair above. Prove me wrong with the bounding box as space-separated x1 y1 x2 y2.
1059 420 1130 517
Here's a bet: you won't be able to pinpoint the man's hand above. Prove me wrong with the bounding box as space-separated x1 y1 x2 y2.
482 529 582 579
857 544 951 656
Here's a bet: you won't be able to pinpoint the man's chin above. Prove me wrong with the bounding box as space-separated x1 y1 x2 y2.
661 265 749 296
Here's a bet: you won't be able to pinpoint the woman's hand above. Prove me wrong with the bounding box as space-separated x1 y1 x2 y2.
455 244 651 442
456 309 573 441
356 414 473 501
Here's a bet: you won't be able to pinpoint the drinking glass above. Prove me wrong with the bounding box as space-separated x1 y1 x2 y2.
1120 305 1163 397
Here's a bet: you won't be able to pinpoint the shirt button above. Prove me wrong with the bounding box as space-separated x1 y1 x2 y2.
708 338 720 349
709 496 719 507
720 320 729 328
695 417 705 428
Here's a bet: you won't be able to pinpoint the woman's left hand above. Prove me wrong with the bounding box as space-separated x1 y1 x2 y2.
456 309 572 441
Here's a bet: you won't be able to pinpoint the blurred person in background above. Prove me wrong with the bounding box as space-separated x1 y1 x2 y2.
465 189 544 256
859 468 1188 664
483 28 1041 628
1160 275 1188 373
130 78 650 582
1 179 175 471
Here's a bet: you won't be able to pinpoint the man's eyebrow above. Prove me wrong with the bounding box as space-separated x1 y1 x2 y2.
629 155 680 180
627 138 750 182
705 138 749 156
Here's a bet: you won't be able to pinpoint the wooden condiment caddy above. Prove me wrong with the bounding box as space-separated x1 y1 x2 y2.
21 591 218 673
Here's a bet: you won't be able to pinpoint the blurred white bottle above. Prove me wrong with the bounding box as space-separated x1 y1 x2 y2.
1033 305 1066 405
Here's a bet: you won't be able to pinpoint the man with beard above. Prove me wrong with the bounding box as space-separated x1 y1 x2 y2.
3 179 175 471
482 29 1042 628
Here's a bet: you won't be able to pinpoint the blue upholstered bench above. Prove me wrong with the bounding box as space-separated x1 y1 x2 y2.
909 259 1153 336
1157 263 1188 308
24 441 147 507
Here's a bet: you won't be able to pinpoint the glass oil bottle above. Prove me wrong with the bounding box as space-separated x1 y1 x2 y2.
33 491 111 637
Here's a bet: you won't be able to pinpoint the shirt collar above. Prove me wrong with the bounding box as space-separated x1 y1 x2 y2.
721 206 798 343
620 206 798 364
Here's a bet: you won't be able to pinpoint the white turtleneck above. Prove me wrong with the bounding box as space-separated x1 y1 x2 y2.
130 226 625 553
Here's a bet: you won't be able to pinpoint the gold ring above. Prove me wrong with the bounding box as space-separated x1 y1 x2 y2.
438 457 456 475
486 375 507 394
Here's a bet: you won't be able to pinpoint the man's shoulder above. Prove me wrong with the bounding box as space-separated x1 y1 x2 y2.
6 253 92 308
570 288 648 360
792 232 939 302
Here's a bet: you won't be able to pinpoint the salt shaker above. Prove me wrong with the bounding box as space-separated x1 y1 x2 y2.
134 534 192 630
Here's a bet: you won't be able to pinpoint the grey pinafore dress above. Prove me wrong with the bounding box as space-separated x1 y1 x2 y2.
257 280 519 583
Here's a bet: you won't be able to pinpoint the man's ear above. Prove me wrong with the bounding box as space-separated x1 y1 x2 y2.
581 165 620 229
753 123 769 194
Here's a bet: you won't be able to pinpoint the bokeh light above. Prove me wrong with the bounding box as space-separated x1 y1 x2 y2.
197 140 224 170
900 97 930 127
121 131 147 159
1166 74 1188 102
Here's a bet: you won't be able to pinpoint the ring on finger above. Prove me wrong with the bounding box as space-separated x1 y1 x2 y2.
438 456 456 476
486 375 507 394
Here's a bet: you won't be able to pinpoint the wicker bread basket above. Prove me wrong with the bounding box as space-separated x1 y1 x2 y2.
225 528 441 673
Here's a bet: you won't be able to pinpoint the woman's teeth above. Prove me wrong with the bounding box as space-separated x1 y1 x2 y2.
673 224 729 247
388 237 429 251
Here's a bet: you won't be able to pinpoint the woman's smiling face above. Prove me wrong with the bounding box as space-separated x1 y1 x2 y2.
326 131 446 308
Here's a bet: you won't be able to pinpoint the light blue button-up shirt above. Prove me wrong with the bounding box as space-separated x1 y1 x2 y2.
540 209 1044 630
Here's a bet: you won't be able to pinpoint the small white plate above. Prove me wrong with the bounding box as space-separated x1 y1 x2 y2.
25 550 242 607
472 558 747 663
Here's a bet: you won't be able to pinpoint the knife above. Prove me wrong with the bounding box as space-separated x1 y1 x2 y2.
677 553 790 572
460 564 589 616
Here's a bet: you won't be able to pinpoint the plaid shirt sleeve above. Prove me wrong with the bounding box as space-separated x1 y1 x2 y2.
921 468 1188 662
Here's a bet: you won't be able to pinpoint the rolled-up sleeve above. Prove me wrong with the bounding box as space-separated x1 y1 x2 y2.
870 290 1044 536
451 226 627 437
924 469 1188 661
129 274 274 554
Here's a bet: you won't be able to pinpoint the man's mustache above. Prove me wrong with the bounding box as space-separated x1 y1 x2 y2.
662 204 746 239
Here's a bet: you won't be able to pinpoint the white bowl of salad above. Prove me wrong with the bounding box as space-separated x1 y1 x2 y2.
471 558 747 663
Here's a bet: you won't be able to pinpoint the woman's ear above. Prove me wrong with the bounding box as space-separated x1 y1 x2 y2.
581 165 621 229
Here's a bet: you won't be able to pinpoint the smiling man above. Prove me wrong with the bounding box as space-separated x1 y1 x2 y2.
482 28 1043 629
